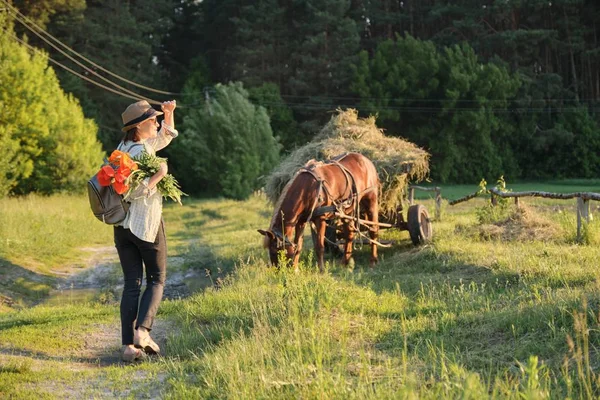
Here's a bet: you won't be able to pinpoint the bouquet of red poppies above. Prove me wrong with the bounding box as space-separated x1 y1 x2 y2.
96 150 138 195
95 150 185 204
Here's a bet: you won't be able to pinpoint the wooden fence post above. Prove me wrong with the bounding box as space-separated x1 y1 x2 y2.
577 197 590 241
514 197 520 208
408 187 414 206
491 193 497 206
435 188 442 221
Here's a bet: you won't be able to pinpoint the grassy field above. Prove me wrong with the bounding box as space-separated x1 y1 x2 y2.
2 184 600 398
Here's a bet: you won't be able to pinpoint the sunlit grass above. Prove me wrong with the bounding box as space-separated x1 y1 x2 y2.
2 189 600 397
157 193 600 398
0 194 114 273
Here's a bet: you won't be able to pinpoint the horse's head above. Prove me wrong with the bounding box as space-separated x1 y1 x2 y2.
258 229 296 267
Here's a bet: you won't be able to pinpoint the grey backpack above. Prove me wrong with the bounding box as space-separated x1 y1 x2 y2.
87 173 130 224
87 143 141 225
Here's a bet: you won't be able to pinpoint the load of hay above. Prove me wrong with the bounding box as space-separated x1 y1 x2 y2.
264 109 430 213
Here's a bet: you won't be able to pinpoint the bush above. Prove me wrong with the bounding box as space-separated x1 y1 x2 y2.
0 18 103 196
171 82 280 199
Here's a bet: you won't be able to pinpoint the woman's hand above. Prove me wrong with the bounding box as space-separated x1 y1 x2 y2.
161 100 176 131
148 162 168 191
161 100 176 114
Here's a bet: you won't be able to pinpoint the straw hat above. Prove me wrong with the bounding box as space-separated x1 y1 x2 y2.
121 100 163 132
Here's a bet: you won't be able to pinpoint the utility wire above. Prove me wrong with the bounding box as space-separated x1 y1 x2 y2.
9 34 597 115
275 93 597 103
1 0 181 96
202 86 594 105
185 95 599 113
5 6 597 114
6 9 161 104
10 33 162 104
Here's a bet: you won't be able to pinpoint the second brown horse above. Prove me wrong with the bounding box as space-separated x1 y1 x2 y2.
259 152 380 272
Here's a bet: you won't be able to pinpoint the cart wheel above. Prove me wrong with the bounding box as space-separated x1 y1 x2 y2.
407 204 432 245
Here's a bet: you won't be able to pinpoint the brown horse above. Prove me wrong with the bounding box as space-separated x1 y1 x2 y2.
258 152 380 272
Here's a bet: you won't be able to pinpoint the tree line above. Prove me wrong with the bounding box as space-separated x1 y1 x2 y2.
3 0 600 199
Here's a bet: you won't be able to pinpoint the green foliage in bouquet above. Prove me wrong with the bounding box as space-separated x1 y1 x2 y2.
130 151 186 204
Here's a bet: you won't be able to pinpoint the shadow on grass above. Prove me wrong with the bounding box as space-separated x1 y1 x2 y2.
373 288 600 382
169 208 242 291
0 258 56 308
0 346 124 367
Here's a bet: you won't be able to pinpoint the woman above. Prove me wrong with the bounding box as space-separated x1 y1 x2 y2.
114 99 178 362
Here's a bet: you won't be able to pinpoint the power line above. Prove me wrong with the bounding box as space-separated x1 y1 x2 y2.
275 93 596 103
201 86 594 105
10 33 162 104
5 5 597 115
1 0 181 96
7 10 163 105
191 94 599 113
10 33 597 116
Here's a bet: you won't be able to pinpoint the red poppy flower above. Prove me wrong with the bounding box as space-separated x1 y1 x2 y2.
118 166 132 179
112 168 130 194
121 154 138 171
97 165 115 186
108 150 126 165
109 150 139 171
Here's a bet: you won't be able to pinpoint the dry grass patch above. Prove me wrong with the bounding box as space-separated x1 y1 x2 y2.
473 205 562 242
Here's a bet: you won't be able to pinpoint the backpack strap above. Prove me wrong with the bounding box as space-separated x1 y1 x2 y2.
117 142 144 153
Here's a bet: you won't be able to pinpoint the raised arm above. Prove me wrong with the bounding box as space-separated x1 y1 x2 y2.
162 100 175 130
146 100 178 152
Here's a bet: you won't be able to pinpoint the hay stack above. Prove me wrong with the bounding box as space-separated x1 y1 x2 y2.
474 204 561 242
265 109 430 213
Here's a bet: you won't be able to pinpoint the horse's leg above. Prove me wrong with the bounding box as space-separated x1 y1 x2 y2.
342 220 355 266
313 218 327 273
365 194 379 267
292 223 305 272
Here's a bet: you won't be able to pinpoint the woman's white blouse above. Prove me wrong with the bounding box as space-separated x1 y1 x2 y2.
117 122 178 242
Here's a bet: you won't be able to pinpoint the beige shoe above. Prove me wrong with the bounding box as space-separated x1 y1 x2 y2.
122 346 144 362
134 330 160 355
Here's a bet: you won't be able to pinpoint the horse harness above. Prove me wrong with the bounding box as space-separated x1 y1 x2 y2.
302 155 378 228
272 155 377 252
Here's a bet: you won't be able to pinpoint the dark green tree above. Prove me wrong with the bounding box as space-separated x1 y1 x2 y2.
171 82 280 199
286 0 361 134
229 0 289 89
248 83 298 151
351 35 520 182
155 0 205 92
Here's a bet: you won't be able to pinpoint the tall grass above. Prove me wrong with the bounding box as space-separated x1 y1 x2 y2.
3 190 600 398
155 193 600 398
0 194 114 272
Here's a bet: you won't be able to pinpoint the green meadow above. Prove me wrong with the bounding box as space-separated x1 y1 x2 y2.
2 182 600 398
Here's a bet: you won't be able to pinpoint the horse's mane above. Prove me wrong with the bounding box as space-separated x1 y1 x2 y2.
264 159 324 248
269 174 298 231
262 173 298 248
270 159 325 230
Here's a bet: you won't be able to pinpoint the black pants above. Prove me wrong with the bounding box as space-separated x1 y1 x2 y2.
114 222 167 345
